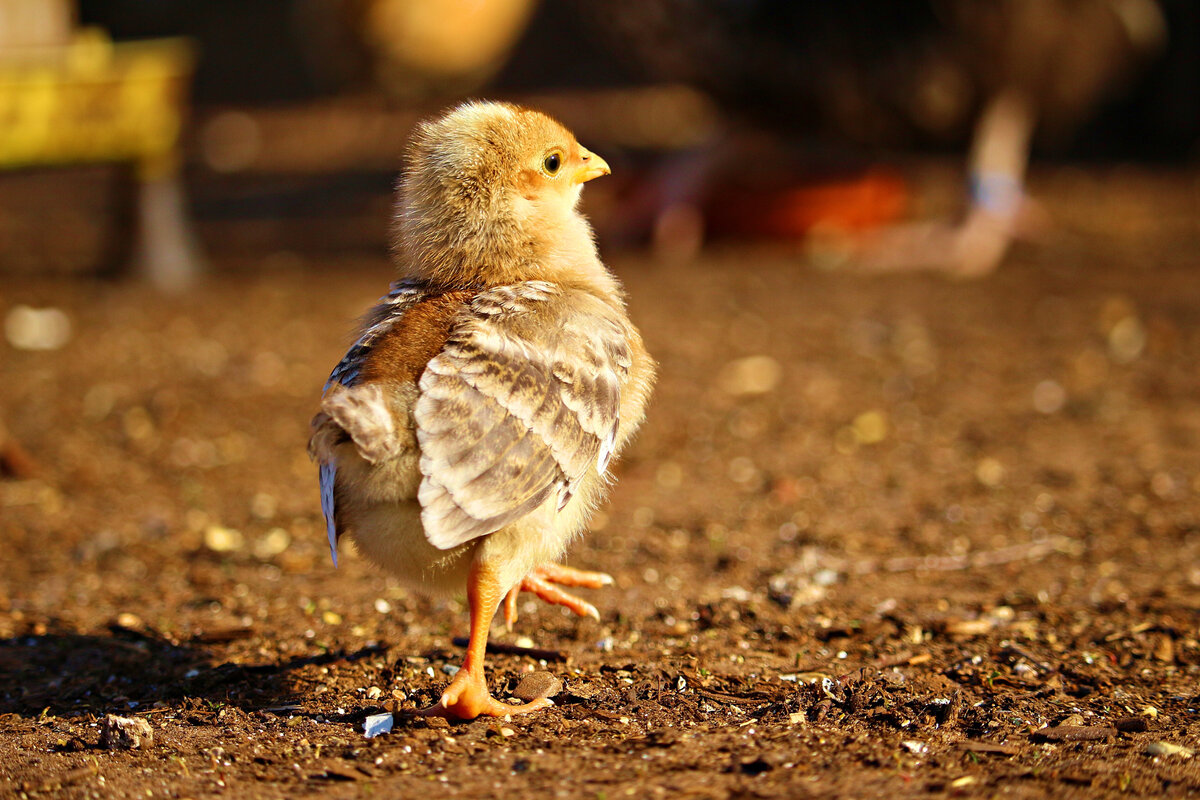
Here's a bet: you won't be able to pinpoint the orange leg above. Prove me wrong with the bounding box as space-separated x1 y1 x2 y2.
503 563 614 630
421 561 552 720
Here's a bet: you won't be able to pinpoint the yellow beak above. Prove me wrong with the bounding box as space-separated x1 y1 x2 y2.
575 147 611 183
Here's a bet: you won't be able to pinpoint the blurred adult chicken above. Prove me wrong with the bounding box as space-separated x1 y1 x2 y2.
584 0 1165 274
309 101 655 720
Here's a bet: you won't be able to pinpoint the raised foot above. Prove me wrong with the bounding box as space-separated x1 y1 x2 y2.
420 669 553 720
503 563 614 629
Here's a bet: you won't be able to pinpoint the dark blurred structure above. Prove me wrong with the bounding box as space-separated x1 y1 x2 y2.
580 0 1199 161
79 0 538 104
1 0 1196 282
1079 0 1200 161
77 0 1200 160
572 0 1187 272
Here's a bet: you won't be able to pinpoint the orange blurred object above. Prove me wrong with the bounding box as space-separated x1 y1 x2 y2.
707 169 908 238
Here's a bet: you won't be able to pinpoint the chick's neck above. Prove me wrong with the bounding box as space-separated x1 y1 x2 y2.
395 193 621 302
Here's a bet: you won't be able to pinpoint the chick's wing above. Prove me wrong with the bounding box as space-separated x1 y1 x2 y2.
415 281 631 550
310 279 435 565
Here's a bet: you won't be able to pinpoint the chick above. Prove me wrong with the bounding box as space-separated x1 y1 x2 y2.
309 101 655 720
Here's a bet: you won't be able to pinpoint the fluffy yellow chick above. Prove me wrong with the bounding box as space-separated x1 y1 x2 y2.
309 101 655 720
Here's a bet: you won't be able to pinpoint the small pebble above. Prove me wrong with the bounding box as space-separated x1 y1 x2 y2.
114 612 144 629
511 671 562 703
975 457 1006 487
1108 316 1146 363
717 355 781 396
100 715 154 750
5 305 71 351
1032 379 1067 415
1144 741 1193 758
253 527 291 559
851 410 888 444
204 525 244 553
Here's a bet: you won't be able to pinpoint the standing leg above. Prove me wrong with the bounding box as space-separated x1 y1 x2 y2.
421 560 554 720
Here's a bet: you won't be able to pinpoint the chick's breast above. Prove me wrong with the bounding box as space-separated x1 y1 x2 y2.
310 278 651 596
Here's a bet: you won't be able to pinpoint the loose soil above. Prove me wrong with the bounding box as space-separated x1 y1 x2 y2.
2 165 1200 798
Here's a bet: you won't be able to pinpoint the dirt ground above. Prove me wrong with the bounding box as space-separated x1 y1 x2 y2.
2 164 1200 799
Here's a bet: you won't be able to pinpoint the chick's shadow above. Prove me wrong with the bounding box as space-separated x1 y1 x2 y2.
0 624 384 719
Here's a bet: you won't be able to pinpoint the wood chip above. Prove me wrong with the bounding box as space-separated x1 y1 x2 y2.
942 619 995 636
1151 633 1175 663
189 626 254 644
565 681 601 700
693 686 775 706
1114 716 1149 733
1032 725 1116 742
311 767 358 782
955 740 1020 756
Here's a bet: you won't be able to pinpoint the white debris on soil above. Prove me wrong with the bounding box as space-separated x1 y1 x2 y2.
100 714 154 750
363 712 394 738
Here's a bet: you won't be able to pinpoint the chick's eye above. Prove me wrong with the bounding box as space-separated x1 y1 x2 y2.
543 153 561 175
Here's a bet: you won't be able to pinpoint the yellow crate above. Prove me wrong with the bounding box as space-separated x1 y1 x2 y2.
0 29 195 179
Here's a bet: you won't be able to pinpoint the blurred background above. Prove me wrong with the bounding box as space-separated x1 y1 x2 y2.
1 0 1198 285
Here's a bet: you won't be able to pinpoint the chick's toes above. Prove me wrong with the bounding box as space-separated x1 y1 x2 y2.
503 563 614 629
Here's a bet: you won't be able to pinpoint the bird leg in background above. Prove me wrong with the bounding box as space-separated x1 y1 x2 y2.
503 563 614 630
852 88 1041 277
955 88 1039 276
422 560 554 720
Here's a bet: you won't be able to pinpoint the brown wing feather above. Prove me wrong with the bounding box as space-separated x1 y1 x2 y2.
309 282 472 565
414 282 630 550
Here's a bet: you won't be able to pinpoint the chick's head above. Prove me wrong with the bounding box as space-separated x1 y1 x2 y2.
395 101 611 288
